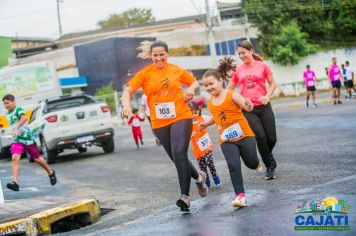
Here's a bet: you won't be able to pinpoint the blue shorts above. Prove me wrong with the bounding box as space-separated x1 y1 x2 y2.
331 81 341 88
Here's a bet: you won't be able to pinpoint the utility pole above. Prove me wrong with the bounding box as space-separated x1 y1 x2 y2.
205 0 217 65
56 0 63 38
244 13 250 42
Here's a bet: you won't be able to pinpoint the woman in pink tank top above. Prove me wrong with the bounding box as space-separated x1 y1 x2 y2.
228 40 277 180
328 57 342 105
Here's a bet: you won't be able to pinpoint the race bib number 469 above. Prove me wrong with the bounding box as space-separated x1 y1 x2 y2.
155 102 176 119
221 123 244 142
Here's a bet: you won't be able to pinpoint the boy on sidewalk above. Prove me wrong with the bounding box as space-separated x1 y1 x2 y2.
3 94 57 191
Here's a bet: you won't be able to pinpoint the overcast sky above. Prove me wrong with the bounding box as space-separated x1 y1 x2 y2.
0 0 237 39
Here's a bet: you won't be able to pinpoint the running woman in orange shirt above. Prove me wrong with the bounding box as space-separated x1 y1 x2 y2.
200 58 262 207
188 101 221 188
122 40 208 213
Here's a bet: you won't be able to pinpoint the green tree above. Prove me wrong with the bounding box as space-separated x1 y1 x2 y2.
95 85 117 115
241 0 356 65
271 21 317 65
98 8 155 29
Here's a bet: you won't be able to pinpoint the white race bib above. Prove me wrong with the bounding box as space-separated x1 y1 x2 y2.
197 133 212 151
334 74 340 80
155 102 176 119
221 123 244 142
307 80 315 87
132 118 140 127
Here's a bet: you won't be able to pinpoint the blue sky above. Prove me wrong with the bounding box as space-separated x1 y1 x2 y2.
0 0 233 39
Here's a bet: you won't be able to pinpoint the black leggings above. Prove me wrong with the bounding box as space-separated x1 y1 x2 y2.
243 103 277 168
197 151 217 181
220 137 260 194
154 119 199 196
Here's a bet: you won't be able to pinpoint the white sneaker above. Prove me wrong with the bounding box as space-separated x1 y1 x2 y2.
232 193 247 207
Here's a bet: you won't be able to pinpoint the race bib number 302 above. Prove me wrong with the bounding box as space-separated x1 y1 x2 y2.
221 123 244 142
197 133 212 151
155 102 176 119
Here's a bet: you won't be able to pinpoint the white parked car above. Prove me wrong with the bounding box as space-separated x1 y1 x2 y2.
29 94 115 163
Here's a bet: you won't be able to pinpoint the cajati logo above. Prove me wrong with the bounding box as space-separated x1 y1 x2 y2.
294 197 351 231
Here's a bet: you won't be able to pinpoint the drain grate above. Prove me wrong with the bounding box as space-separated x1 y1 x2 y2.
100 208 115 216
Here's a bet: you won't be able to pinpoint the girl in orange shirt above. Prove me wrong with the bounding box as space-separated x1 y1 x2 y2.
200 58 262 207
122 40 208 213
188 101 221 188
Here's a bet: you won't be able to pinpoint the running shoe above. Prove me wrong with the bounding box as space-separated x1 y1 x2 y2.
176 195 190 213
312 103 318 108
334 101 337 105
7 181 19 191
140 140 144 145
49 170 57 185
195 171 208 197
255 163 264 173
206 178 211 188
213 175 222 186
337 100 342 104
265 167 276 180
232 193 247 207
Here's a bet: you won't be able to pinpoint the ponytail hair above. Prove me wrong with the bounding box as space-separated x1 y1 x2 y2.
203 56 236 82
238 40 263 61
137 40 169 59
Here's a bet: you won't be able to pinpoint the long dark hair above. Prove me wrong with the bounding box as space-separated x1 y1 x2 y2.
188 101 202 115
202 57 236 82
238 40 263 62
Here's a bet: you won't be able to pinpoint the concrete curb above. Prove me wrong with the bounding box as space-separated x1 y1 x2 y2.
0 199 100 236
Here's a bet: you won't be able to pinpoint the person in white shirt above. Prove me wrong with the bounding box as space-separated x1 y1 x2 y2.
141 94 161 145
345 61 356 98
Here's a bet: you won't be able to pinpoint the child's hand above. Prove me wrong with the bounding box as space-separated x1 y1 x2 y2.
12 129 18 138
245 98 254 111
199 122 207 131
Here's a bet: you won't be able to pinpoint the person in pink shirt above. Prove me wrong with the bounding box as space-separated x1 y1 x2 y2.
303 64 318 108
228 40 277 180
328 57 342 105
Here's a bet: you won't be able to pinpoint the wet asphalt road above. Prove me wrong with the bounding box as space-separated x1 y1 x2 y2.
0 93 355 235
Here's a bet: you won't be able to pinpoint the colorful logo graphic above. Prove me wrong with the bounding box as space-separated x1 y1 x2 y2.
295 197 351 231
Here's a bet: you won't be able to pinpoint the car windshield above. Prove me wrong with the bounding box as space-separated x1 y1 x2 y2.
46 97 95 113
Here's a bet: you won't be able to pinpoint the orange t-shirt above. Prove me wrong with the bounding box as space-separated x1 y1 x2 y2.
191 116 214 159
208 90 254 144
127 63 196 129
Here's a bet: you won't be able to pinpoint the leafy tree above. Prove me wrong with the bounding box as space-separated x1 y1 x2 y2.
95 85 117 115
98 8 155 29
271 21 317 65
241 0 356 65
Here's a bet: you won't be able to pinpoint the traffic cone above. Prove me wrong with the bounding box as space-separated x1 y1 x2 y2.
0 179 5 203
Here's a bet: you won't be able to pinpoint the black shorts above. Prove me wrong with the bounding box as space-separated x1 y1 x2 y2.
307 86 316 91
345 80 354 88
331 81 341 88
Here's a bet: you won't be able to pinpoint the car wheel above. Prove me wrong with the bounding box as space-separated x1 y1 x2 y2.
78 147 87 153
102 137 115 153
40 139 57 164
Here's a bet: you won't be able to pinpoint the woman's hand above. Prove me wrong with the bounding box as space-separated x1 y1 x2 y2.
122 106 132 119
258 95 270 105
245 98 254 112
183 87 195 102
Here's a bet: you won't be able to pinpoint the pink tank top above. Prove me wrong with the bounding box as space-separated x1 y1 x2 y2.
329 64 341 82
303 70 316 88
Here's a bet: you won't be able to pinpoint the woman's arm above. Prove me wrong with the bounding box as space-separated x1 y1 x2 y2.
259 73 276 105
122 87 135 118
232 92 254 112
13 115 27 137
183 80 199 102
